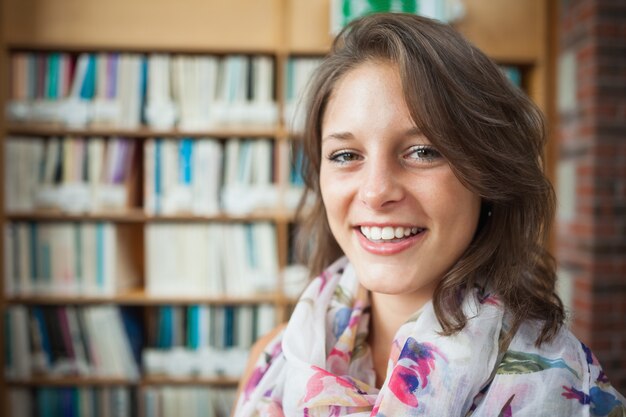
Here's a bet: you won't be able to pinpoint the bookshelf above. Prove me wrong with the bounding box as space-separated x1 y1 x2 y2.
0 1 555 416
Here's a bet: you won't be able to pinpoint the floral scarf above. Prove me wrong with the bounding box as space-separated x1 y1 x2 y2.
233 257 626 417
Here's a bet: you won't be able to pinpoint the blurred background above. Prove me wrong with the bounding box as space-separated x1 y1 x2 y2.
0 0 624 416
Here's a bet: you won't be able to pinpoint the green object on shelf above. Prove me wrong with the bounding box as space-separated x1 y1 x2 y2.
336 0 419 30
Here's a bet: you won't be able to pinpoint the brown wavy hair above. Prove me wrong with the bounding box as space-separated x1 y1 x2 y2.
295 13 564 345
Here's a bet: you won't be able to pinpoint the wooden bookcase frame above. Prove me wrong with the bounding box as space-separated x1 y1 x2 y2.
0 0 555 415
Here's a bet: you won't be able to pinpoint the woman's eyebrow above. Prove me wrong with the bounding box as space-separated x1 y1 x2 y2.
322 127 423 143
322 131 354 142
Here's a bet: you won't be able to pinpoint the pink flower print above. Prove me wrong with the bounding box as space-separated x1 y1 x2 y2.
388 338 445 407
303 366 358 403
243 341 283 400
301 366 372 408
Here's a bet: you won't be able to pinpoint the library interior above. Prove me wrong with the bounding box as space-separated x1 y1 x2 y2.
1 0 625 416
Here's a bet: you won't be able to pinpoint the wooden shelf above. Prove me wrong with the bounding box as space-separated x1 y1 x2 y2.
6 290 286 306
141 375 239 387
7 376 137 387
6 122 282 139
5 209 296 223
7 375 240 387
6 43 279 56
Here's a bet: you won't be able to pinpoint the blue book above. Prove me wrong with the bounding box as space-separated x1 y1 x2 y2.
37 388 56 417
290 145 304 187
139 56 148 124
179 139 193 186
47 53 60 99
224 307 235 348
120 307 143 367
187 305 199 350
60 388 76 417
157 306 173 349
79 54 96 99
32 307 52 367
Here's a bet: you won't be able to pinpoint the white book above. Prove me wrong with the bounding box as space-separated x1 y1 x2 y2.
16 223 32 295
109 308 139 380
236 306 254 349
143 388 159 417
162 387 180 417
172 56 188 127
206 224 225 296
197 56 219 127
7 306 31 379
69 54 90 99
145 224 178 295
35 223 52 293
87 137 105 211
160 140 178 214
65 306 90 375
144 139 156 214
176 224 209 295
49 223 77 294
78 308 102 374
223 225 250 297
252 55 274 103
9 388 32 417
117 54 142 128
145 54 176 129
4 224 16 296
253 222 278 292
4 139 18 211
197 306 210 348
82 307 106 376
255 304 276 340
192 139 222 215
98 224 114 295
80 223 98 294
79 388 94 417
223 139 240 188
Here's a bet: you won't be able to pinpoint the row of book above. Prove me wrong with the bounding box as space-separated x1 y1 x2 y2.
4 136 305 215
145 222 278 297
5 137 138 213
145 137 302 215
4 222 138 296
7 52 278 128
283 57 323 131
143 387 236 417
4 221 309 298
5 305 140 380
143 304 275 378
9 387 134 417
149 305 275 350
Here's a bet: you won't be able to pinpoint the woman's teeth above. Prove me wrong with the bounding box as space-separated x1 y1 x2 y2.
360 226 423 241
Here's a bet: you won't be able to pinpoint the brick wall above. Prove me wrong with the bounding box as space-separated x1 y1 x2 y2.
556 0 626 393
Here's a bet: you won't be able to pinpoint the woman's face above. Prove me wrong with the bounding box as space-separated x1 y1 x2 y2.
319 61 481 305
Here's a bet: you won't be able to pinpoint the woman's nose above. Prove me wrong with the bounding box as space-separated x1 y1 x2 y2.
357 158 404 210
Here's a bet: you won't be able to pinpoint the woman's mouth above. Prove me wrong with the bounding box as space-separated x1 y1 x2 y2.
360 225 425 242
355 225 426 255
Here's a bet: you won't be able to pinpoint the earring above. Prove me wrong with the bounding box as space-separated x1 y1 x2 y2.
487 210 492 217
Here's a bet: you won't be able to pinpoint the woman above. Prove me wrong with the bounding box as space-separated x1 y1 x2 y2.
233 13 626 416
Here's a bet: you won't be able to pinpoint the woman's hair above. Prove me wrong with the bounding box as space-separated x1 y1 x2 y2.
295 13 564 345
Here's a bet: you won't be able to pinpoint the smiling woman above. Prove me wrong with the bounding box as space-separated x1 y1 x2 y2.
232 13 626 417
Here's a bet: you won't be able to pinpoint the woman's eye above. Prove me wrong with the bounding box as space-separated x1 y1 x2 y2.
407 145 442 162
329 150 360 164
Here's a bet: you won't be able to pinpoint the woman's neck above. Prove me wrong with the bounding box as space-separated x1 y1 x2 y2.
367 291 432 387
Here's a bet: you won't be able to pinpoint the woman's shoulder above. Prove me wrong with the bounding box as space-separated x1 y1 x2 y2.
236 324 287 395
